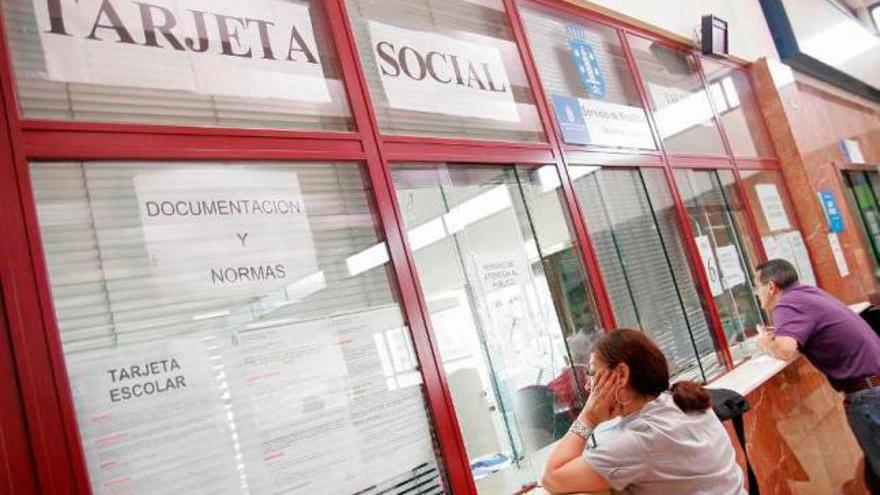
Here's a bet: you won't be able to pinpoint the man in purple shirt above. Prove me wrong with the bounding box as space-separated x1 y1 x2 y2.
755 259 880 494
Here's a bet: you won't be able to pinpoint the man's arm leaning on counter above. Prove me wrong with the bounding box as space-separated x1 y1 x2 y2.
757 330 799 362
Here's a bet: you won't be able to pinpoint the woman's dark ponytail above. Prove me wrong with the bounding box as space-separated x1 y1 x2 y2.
670 381 711 413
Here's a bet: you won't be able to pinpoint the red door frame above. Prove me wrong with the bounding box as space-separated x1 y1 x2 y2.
0 0 800 493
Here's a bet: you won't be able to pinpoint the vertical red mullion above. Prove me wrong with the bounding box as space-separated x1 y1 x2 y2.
504 0 618 331
0 5 90 493
693 57 768 262
322 1 476 493
619 32 735 371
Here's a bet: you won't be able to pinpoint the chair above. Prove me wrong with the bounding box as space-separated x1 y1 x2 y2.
709 388 759 495
515 385 557 452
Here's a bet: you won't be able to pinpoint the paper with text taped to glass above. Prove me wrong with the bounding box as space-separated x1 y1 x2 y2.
755 184 791 232
31 0 330 102
66 338 268 495
695 235 724 296
762 231 817 286
369 21 519 122
331 307 437 489
715 245 746 289
237 318 364 494
135 168 318 298
235 307 437 494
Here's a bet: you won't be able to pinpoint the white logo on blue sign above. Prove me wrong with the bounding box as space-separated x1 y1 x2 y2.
566 24 605 99
551 94 589 145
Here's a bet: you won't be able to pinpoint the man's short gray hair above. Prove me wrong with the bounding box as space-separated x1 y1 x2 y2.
755 259 799 289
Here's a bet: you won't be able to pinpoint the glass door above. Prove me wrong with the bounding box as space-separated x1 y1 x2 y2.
390 163 601 494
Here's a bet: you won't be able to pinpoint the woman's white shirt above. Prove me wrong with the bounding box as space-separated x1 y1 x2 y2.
581 392 746 495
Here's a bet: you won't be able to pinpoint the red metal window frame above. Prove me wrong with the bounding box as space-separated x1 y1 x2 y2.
0 0 801 493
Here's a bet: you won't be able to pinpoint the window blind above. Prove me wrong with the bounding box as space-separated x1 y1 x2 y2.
572 167 720 379
30 161 447 494
345 0 544 142
1 0 353 130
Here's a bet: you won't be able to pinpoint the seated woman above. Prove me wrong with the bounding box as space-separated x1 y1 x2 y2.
542 329 745 495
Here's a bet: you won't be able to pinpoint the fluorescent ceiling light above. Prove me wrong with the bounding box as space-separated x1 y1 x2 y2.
800 19 879 66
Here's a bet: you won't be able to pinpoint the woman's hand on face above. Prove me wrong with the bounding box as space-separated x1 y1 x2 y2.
580 369 622 428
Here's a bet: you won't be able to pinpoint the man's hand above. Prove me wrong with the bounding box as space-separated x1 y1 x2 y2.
757 325 799 361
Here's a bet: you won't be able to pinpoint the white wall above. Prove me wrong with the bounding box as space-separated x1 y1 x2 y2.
571 0 780 62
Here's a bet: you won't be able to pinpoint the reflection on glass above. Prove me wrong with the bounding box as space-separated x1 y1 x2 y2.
571 166 723 380
31 162 447 494
519 2 655 149
674 169 765 363
391 164 601 493
701 59 774 158
628 36 726 155
844 171 880 266
345 0 544 142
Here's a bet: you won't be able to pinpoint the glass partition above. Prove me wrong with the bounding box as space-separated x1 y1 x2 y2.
31 161 447 494
701 59 775 158
390 163 601 493
741 170 817 286
345 0 544 141
518 2 655 150
1 0 353 130
570 166 723 380
674 169 764 363
627 36 726 155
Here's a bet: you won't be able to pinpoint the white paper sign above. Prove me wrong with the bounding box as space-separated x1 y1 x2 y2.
237 319 364 494
578 99 655 149
695 235 724 296
762 231 817 286
67 339 255 494
368 21 518 122
840 138 866 163
330 307 436 488
784 231 817 286
716 245 746 289
828 232 850 277
135 168 318 297
755 184 791 232
32 0 330 102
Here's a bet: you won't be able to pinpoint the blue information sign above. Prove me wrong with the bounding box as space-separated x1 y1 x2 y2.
818 190 844 233
550 94 589 145
565 24 605 99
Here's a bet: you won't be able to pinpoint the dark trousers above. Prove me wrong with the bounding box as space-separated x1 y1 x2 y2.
845 387 880 495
